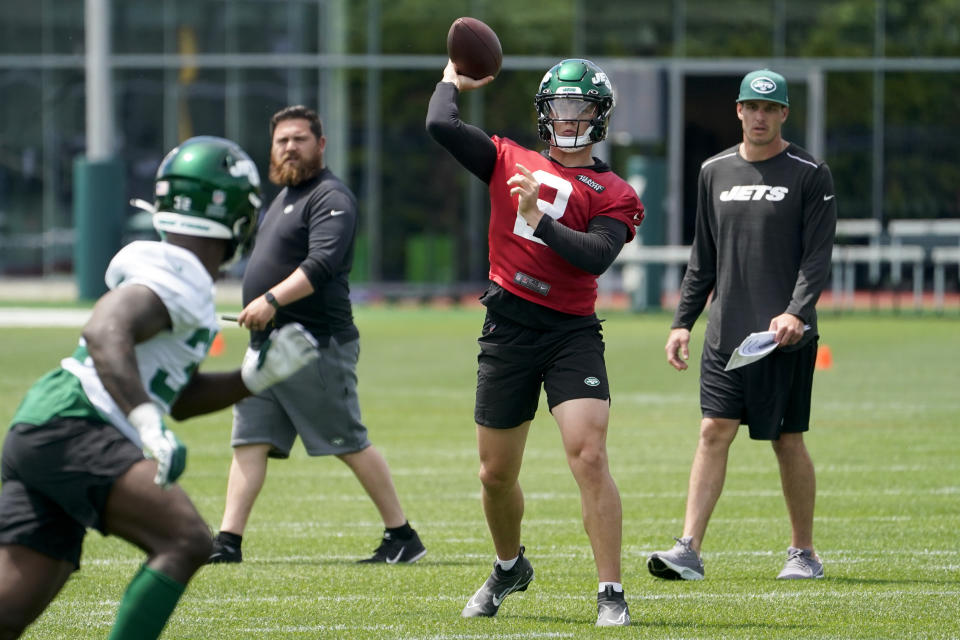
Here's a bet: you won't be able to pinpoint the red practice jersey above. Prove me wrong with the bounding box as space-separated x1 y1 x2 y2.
487 136 643 315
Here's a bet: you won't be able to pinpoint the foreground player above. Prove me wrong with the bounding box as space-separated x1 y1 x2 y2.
0 136 318 639
427 59 643 626
647 69 836 581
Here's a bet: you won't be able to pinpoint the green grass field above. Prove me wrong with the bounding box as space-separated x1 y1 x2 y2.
1 308 958 639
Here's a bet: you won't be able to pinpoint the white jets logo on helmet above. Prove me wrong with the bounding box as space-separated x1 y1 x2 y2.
591 72 611 90
229 158 261 187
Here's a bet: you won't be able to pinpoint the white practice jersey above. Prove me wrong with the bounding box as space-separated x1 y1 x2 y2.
60 241 219 446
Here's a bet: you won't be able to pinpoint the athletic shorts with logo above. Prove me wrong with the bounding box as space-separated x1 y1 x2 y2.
699 339 818 440
232 336 370 457
474 310 609 429
0 418 144 568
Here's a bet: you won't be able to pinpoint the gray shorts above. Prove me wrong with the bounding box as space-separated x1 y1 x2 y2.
232 336 370 457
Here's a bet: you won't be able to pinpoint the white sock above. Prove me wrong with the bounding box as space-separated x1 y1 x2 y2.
496 555 519 571
598 581 623 593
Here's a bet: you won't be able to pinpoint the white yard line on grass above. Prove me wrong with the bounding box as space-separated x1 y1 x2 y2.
185 485 959 503
80 547 960 568
52 588 960 608
0 307 243 328
0 307 92 327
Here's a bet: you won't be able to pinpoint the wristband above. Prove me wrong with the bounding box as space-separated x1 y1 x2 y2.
264 291 281 310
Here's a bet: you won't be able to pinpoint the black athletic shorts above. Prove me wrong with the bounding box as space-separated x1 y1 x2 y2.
0 418 143 567
700 338 818 440
474 310 609 428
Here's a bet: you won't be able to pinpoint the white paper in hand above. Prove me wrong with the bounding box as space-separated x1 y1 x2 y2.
725 325 812 371
724 331 779 371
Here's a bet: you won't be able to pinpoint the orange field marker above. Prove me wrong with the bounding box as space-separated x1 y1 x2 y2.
815 344 833 370
210 332 225 357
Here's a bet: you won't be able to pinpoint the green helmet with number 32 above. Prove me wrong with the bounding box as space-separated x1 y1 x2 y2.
151 136 262 263
535 59 615 149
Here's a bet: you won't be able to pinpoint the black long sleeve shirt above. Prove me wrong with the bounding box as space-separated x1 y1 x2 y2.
673 144 837 353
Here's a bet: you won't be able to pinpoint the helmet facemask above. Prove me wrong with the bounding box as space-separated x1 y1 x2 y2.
537 97 602 151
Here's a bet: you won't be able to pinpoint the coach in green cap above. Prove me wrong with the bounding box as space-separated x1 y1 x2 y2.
647 67 836 583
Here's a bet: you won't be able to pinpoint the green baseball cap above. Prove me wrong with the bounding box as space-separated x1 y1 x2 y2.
737 69 789 107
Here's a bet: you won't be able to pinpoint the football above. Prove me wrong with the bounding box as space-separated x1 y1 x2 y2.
446 17 502 80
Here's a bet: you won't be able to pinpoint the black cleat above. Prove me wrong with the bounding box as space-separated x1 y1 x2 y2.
206 533 242 564
357 529 427 564
461 546 534 617
596 585 631 626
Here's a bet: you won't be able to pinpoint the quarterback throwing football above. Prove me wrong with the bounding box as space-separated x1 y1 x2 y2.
427 58 643 626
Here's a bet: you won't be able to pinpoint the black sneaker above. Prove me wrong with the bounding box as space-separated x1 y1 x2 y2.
596 586 631 627
357 529 427 564
461 546 534 618
206 533 242 564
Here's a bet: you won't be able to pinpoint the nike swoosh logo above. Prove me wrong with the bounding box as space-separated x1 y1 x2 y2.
330 209 345 216
599 604 628 625
386 546 405 564
491 576 526 606
823 194 835 201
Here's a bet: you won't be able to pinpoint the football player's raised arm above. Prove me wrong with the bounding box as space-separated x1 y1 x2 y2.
82 284 172 416
426 81 496 183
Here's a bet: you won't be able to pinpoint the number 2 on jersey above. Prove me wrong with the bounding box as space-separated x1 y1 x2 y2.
512 170 572 246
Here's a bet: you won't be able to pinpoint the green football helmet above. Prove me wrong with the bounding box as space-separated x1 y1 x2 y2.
535 59 615 149
150 136 262 263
